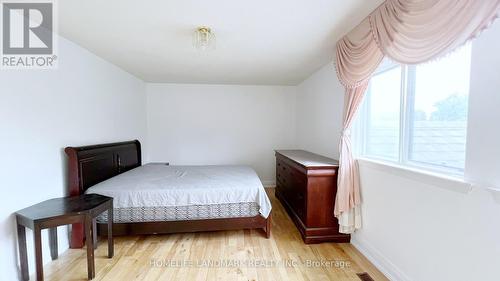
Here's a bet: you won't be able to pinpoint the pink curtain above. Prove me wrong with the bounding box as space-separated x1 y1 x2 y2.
334 82 369 233
334 0 500 234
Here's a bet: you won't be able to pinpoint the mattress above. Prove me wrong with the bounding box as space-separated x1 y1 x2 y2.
86 164 272 222
96 202 260 223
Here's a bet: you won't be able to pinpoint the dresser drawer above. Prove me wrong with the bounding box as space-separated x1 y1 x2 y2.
277 160 307 221
276 160 289 178
290 168 306 221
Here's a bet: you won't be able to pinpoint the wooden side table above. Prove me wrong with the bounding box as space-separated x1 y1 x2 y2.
15 194 114 281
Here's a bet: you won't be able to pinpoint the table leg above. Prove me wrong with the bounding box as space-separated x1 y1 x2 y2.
49 227 58 260
92 219 97 250
34 225 43 281
85 215 95 280
107 205 114 258
17 223 29 281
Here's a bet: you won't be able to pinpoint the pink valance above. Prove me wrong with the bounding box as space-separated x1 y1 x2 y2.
335 18 384 88
336 0 500 87
371 0 500 65
334 0 500 234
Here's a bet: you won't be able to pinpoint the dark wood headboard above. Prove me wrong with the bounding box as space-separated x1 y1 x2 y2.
65 140 141 196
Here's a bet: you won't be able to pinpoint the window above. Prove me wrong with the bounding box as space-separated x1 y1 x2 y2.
356 44 472 174
363 64 402 161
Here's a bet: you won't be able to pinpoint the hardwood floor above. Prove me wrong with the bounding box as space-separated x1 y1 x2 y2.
43 189 387 281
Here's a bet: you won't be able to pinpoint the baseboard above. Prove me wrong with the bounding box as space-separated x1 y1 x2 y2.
261 180 276 188
351 235 412 281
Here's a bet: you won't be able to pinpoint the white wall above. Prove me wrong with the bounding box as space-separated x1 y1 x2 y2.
146 84 297 186
295 21 500 281
0 36 146 280
295 64 344 159
465 23 500 189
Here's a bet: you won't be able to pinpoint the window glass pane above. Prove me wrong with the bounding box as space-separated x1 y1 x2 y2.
408 44 471 171
364 66 402 160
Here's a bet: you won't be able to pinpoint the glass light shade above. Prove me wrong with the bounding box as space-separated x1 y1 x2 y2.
193 27 216 51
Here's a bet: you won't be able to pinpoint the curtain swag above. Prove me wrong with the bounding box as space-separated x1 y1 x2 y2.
334 0 500 234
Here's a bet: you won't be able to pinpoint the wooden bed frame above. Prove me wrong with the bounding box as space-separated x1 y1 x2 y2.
65 140 271 249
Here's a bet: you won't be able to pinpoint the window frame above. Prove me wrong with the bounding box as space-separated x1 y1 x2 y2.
356 55 470 176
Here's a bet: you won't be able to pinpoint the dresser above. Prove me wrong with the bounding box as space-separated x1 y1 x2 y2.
275 150 350 244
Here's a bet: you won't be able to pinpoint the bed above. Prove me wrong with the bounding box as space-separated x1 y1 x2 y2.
65 140 272 249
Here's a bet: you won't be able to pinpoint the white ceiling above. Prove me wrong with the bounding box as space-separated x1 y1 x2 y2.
59 0 383 85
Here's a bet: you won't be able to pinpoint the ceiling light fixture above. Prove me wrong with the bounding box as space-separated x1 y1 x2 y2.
193 26 216 51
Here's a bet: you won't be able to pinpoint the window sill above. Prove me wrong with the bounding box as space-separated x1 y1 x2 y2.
356 157 473 194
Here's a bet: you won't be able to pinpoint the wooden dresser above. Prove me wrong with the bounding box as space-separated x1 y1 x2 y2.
275 150 350 244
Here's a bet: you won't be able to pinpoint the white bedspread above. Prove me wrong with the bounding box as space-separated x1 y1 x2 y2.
85 164 272 218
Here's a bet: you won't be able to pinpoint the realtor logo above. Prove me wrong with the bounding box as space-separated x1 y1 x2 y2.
1 1 57 69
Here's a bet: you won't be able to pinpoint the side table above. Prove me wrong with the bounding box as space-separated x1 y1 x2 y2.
15 194 113 280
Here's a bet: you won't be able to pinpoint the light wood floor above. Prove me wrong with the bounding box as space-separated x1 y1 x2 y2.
43 189 387 281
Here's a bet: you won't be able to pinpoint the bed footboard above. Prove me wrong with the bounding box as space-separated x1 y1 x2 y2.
95 213 272 238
